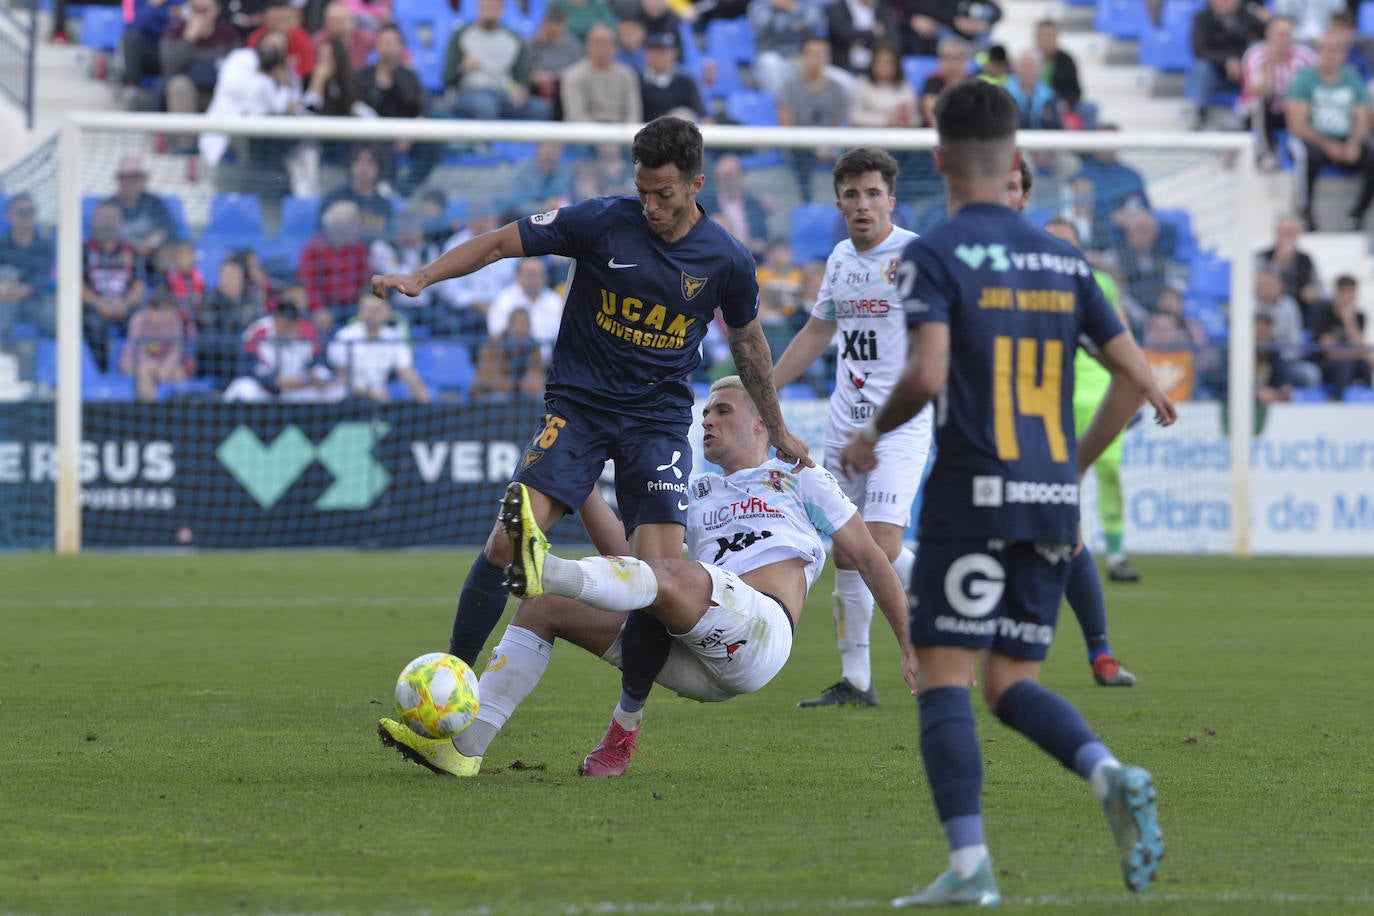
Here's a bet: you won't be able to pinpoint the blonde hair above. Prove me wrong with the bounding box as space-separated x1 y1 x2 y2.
708 375 759 414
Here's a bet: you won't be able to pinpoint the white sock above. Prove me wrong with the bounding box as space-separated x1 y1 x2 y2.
950 844 989 879
893 546 916 588
834 568 874 691
1088 757 1122 802
547 555 659 612
611 701 643 732
452 625 552 758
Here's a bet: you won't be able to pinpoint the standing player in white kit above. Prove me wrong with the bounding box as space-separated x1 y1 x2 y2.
773 148 933 708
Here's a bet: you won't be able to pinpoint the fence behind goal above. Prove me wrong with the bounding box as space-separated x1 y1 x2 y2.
0 114 1280 553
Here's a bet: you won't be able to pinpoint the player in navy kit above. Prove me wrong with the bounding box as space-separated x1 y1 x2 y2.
840 82 1175 906
372 117 812 771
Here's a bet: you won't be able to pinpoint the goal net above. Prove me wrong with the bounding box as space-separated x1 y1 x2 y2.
2 113 1273 553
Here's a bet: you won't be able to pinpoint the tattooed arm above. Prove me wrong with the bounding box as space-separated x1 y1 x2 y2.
725 318 814 468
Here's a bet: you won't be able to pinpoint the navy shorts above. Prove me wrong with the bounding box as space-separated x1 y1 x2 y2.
909 538 1073 661
511 397 692 533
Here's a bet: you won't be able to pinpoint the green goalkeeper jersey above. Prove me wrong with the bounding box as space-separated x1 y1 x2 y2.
1074 268 1122 402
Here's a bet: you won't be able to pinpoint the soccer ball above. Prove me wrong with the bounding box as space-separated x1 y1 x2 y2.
394 652 480 738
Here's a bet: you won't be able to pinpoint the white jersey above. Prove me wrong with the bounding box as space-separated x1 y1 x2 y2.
813 226 928 436
686 458 858 593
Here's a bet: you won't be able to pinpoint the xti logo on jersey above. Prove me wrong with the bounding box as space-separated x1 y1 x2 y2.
841 329 880 361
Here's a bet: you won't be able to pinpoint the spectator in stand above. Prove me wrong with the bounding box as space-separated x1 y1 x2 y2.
82 202 147 370
247 0 314 80
827 0 901 79
1255 265 1322 386
560 24 643 123
640 31 708 122
1113 209 1174 327
1258 213 1323 324
975 43 1010 85
755 239 804 351
615 17 649 73
1007 49 1062 128
584 143 636 195
337 0 391 30
417 188 457 248
224 296 343 402
696 153 770 261
1061 176 1117 253
105 157 182 267
199 30 305 193
1238 16 1316 170
919 36 973 126
1286 29 1374 231
502 142 574 218
549 0 618 43
849 41 919 129
1328 12 1373 81
487 257 564 358
1035 20 1081 116
526 5 582 120
305 34 371 119
1190 0 1266 129
327 293 431 402
469 307 547 402
369 208 439 328
635 0 683 43
298 200 372 333
430 205 518 341
953 0 1002 46
749 0 828 96
199 251 270 381
154 239 206 325
311 1 374 70
0 194 55 335
777 36 851 203
1270 0 1343 44
120 287 188 402
120 0 187 105
0 265 42 341
1311 274 1373 396
1254 313 1295 403
322 144 397 241
444 0 551 121
1077 125 1151 217
359 23 435 194
1150 286 1209 353
159 0 241 145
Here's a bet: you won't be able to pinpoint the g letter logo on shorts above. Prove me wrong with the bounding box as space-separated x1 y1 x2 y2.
944 554 1005 618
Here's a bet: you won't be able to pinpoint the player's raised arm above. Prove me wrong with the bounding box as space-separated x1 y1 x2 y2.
726 318 814 468
371 220 527 299
1077 331 1176 476
829 511 919 694
772 314 837 389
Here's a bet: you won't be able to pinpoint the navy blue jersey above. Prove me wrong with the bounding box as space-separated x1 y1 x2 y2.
518 196 759 421
901 203 1125 542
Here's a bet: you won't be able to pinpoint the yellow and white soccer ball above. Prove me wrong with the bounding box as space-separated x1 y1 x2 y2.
394 652 480 738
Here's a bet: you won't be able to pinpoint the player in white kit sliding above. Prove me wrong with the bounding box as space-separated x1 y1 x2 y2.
375 376 919 778
773 147 933 708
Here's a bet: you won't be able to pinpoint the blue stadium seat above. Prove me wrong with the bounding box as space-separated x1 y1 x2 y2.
789 202 842 263
411 48 446 94
1095 0 1153 39
700 59 744 101
413 340 475 397
196 244 230 287
1138 23 1193 72
207 194 266 249
1154 208 1197 262
1290 385 1328 403
724 89 778 127
1343 385 1374 403
1360 0 1374 34
35 339 56 386
705 18 756 66
79 5 125 53
393 11 454 53
492 142 537 163
1186 298 1229 343
902 55 938 91
678 21 702 75
161 195 189 239
1188 252 1230 299
157 378 217 399
278 195 321 242
82 194 102 233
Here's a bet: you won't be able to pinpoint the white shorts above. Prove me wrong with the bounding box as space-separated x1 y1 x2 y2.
825 415 932 528
601 563 794 702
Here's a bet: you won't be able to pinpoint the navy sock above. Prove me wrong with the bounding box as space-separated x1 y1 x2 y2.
619 608 672 713
994 680 1101 774
448 554 510 666
917 686 984 849
1066 548 1111 662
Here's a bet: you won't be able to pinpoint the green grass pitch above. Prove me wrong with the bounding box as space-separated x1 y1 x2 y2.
1 552 1371 915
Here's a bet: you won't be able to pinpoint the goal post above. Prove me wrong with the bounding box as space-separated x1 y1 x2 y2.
45 112 1259 554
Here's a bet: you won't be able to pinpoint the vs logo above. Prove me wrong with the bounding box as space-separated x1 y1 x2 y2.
216 422 389 510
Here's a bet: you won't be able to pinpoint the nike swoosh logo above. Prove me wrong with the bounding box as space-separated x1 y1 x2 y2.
676 500 689 511
608 258 637 269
